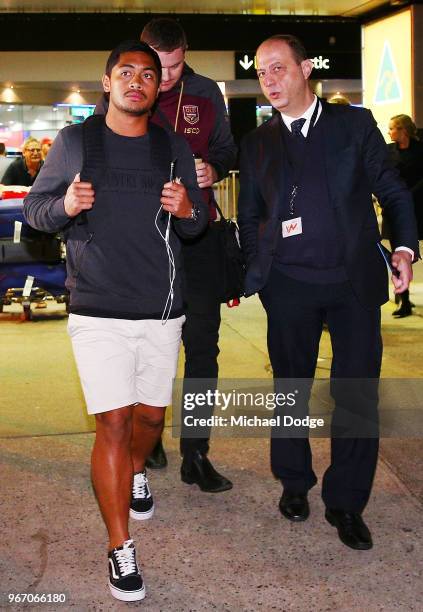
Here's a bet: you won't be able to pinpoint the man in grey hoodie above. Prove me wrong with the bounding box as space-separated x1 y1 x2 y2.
24 40 207 602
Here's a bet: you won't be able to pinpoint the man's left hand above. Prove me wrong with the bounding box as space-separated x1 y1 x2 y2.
391 250 413 293
161 181 193 218
195 161 218 189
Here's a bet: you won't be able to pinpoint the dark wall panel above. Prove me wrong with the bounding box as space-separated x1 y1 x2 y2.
228 97 257 150
0 13 360 56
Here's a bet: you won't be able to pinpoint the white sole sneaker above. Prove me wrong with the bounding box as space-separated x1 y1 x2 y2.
129 504 155 521
108 580 146 602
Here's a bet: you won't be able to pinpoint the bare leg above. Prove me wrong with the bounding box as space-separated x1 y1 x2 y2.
131 404 166 473
91 405 134 550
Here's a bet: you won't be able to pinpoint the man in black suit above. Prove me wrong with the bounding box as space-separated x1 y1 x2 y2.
238 35 419 550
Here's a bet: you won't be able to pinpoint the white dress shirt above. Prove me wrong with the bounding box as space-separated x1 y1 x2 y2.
280 95 321 136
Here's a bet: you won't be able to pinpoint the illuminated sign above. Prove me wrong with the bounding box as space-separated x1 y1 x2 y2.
374 42 402 104
56 103 95 123
311 56 330 70
235 51 359 80
239 54 254 71
363 9 412 141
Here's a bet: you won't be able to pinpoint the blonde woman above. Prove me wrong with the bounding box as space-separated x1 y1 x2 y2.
387 114 423 317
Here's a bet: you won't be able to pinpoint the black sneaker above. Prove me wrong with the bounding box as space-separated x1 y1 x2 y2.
130 470 155 520
108 539 146 602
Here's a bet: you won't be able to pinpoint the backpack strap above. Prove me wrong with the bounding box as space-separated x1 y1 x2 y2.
77 115 105 227
80 114 106 184
149 122 172 178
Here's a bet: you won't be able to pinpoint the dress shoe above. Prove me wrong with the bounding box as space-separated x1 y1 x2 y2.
392 304 413 318
279 491 309 522
145 438 167 470
181 451 233 492
325 508 373 550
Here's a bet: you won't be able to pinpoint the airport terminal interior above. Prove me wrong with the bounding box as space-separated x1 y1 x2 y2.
1 0 423 610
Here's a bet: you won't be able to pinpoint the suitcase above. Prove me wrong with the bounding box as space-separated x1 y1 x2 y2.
0 198 64 266
0 236 62 264
0 199 43 239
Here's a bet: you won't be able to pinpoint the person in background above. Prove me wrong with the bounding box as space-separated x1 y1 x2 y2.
2 137 43 187
41 137 53 160
99 17 237 489
141 18 237 490
0 142 13 182
386 114 423 317
327 93 351 105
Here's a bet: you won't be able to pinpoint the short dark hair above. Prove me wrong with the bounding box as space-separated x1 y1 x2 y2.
141 18 187 52
0 143 6 156
105 40 162 81
263 34 308 64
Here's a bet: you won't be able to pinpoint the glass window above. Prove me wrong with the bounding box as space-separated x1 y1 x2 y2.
0 103 95 154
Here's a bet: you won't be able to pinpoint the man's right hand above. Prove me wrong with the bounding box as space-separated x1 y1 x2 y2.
64 173 95 217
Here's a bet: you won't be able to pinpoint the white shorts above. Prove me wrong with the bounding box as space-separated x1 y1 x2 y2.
67 314 185 415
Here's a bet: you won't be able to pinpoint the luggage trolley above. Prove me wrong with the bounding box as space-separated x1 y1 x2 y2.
0 197 69 320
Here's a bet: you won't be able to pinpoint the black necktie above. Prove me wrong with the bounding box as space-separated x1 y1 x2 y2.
291 118 306 138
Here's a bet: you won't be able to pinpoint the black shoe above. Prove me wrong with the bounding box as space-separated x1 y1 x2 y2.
325 508 373 550
130 470 154 521
145 438 167 469
279 491 309 522
181 451 233 492
392 304 413 318
108 539 146 602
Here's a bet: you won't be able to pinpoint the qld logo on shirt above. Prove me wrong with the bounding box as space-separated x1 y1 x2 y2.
183 105 200 125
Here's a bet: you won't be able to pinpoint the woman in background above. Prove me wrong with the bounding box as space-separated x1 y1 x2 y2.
387 114 423 317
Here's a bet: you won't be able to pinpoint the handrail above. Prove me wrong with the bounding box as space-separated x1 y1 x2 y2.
214 170 239 220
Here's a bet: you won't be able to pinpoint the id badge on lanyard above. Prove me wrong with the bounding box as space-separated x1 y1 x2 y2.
281 99 319 239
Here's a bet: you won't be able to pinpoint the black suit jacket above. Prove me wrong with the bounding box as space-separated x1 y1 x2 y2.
237 101 419 307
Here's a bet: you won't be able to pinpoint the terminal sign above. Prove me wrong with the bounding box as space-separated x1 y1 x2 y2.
235 50 360 80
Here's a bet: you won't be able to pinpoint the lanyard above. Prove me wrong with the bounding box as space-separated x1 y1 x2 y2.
285 98 320 216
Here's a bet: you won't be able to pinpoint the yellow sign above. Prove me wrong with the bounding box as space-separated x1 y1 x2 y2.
363 9 412 141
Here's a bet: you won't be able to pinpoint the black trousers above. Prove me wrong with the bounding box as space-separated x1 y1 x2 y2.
261 267 382 513
179 227 222 458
